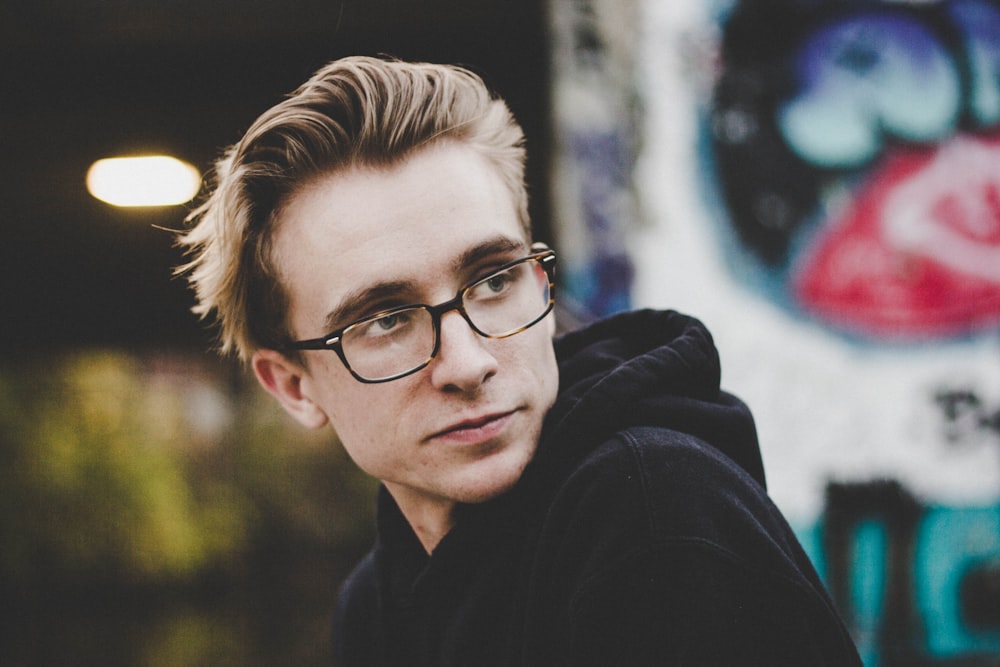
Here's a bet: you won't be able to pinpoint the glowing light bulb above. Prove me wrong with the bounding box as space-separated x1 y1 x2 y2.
87 155 201 207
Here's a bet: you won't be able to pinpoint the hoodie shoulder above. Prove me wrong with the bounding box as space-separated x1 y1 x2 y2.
544 310 765 486
554 309 721 402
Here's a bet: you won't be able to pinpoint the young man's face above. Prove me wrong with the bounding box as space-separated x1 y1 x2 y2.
255 142 559 527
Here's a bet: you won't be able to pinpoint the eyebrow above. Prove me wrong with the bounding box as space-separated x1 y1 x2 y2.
451 235 527 275
321 235 528 333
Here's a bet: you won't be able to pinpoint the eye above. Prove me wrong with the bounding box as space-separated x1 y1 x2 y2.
374 312 403 331
351 309 417 341
484 272 511 293
469 264 523 302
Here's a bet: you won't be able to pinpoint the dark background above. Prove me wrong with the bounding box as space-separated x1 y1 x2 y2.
0 0 551 354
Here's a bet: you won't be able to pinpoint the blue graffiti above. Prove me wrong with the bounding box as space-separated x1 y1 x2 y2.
799 480 1000 666
951 0 1000 126
918 507 1000 658
777 1 1000 168
779 14 960 167
851 520 890 666
565 130 635 317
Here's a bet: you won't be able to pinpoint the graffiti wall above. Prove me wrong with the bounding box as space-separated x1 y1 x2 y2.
549 0 639 318
551 0 1000 664
712 0 1000 341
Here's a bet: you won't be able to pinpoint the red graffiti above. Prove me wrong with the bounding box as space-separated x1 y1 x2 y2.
793 132 1000 337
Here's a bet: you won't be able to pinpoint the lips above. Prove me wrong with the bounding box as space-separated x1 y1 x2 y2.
428 410 517 444
792 132 1000 338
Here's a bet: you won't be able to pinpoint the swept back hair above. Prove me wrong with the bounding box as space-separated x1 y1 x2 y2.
177 56 530 362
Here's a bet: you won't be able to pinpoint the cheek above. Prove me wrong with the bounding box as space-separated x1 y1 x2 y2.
323 381 414 464
512 327 559 401
539 345 560 408
546 312 557 338
327 401 394 479
305 358 378 448
326 391 384 447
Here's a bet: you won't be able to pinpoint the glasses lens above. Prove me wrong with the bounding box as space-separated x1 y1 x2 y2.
464 257 552 336
341 306 435 381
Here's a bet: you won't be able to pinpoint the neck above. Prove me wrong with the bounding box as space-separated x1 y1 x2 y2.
385 483 456 554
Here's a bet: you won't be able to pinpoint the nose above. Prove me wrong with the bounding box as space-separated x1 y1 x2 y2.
428 309 498 393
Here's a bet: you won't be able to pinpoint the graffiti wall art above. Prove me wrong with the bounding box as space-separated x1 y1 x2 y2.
711 0 1000 340
620 1 1000 665
549 0 639 319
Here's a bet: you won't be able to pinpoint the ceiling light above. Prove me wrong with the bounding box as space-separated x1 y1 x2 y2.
87 155 201 207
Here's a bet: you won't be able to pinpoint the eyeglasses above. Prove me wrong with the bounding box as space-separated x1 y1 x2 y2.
286 249 556 383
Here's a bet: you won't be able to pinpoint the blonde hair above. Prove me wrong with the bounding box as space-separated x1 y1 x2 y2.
177 56 530 362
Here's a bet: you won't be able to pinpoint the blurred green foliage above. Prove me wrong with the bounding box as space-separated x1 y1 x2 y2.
0 349 377 596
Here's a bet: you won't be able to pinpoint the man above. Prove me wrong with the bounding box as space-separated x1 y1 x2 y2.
179 56 861 665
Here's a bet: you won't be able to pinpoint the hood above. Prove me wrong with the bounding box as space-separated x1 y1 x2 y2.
540 309 766 487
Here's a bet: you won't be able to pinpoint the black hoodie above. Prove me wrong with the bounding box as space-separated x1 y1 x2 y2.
333 310 862 666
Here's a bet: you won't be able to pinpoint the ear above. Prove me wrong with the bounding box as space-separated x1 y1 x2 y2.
252 349 329 429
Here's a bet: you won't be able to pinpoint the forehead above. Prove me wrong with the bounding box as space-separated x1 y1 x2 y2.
271 143 529 330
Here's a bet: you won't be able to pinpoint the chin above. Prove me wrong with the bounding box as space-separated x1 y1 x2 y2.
454 443 534 504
